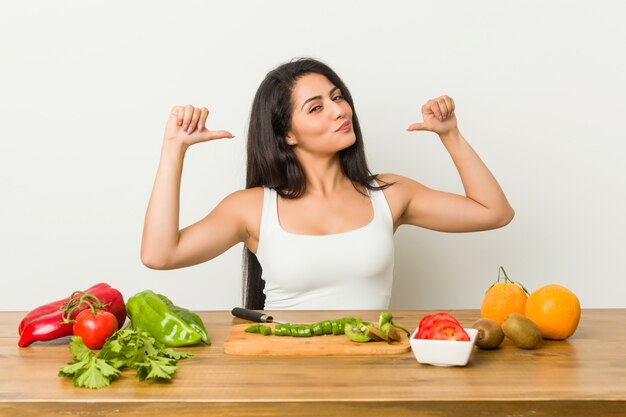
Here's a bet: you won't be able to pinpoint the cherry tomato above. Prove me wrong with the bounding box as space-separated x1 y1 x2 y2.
73 309 118 349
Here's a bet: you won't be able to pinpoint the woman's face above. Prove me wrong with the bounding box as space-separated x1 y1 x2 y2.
286 73 355 156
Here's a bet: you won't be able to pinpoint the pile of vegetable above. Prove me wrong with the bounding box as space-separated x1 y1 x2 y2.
17 284 210 389
18 283 126 348
244 312 409 343
59 329 192 389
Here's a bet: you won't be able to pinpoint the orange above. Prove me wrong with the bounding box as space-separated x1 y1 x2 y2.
525 284 580 340
480 267 529 325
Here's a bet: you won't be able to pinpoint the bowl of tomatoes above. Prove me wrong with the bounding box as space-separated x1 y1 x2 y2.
410 312 478 367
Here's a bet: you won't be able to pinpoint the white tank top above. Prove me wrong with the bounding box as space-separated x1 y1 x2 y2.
255 182 395 310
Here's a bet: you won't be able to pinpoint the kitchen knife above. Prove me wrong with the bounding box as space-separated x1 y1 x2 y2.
231 307 288 324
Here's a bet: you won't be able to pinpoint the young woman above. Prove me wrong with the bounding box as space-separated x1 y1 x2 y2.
141 58 514 310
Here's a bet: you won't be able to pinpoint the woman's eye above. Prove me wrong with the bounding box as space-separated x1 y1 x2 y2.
309 105 322 113
332 95 344 101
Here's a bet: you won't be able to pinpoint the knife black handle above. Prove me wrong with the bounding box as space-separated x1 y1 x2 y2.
231 307 274 323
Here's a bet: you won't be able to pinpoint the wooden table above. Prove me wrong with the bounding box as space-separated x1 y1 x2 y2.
1 309 625 416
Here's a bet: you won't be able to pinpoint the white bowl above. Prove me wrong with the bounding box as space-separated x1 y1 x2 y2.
409 327 478 367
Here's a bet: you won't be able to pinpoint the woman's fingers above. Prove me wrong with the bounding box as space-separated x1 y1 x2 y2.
409 95 457 133
422 99 441 120
170 106 184 126
422 96 454 121
198 107 209 131
438 98 449 120
444 96 455 115
167 105 233 144
436 96 455 120
434 100 445 120
182 105 195 132
187 107 202 134
431 99 446 121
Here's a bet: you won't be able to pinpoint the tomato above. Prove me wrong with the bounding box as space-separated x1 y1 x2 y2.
417 312 462 339
415 312 470 341
73 309 118 349
429 320 470 341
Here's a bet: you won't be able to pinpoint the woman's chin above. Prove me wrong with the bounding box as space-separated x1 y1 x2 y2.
339 133 357 150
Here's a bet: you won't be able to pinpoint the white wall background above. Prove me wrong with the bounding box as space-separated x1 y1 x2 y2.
1 1 625 311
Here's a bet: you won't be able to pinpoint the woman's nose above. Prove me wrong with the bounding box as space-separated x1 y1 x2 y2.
330 100 346 119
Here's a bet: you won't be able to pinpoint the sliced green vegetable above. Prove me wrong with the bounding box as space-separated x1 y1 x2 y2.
239 314 405 343
244 324 272 335
245 324 262 333
322 320 333 334
291 325 313 337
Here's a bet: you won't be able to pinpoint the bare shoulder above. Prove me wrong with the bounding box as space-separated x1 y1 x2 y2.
218 187 264 245
376 173 428 228
220 187 264 218
377 173 417 187
222 186 264 203
376 173 427 198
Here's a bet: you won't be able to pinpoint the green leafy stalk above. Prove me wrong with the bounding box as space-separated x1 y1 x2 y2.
59 329 191 389
58 336 121 389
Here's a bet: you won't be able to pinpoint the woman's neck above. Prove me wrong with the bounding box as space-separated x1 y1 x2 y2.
298 155 349 197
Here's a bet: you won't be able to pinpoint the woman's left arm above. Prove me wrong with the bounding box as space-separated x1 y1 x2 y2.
389 95 514 232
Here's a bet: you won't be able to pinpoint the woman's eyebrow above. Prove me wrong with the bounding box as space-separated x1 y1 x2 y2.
300 86 340 110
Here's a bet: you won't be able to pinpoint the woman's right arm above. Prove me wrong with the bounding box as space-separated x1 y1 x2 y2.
140 105 241 270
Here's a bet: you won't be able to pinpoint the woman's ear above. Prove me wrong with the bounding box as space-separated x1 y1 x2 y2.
285 133 297 146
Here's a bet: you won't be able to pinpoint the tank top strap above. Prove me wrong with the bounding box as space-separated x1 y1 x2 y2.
260 187 280 235
369 180 394 231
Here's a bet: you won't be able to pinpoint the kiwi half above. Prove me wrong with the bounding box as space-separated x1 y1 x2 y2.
471 318 504 349
365 324 389 341
345 323 372 343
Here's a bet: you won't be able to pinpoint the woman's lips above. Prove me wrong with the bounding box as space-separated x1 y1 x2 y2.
336 120 352 132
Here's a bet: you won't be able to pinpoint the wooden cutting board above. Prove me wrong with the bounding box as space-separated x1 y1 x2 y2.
224 323 411 356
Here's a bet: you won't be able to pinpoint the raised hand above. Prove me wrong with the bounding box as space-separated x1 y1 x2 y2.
164 104 234 147
407 95 458 136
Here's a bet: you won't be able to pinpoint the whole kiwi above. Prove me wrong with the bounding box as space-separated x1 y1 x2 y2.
471 318 505 349
502 312 542 349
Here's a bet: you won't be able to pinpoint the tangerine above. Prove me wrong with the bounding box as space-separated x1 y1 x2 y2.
525 284 580 340
480 266 529 325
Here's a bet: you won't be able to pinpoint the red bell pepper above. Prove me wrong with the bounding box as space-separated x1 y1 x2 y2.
18 282 110 335
18 283 126 347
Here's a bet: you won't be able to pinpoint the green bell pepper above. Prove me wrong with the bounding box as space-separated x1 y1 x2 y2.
275 323 292 336
126 290 203 347
245 324 272 335
243 317 363 339
158 294 211 344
